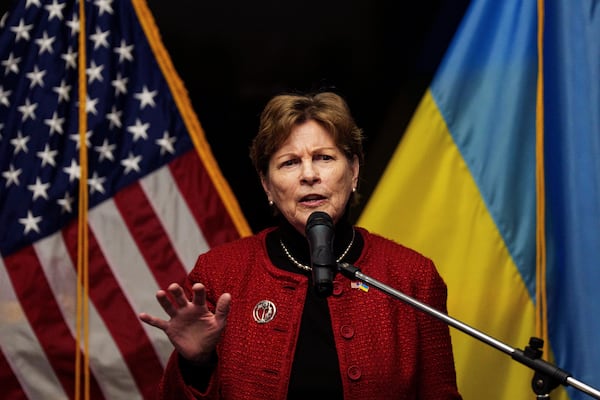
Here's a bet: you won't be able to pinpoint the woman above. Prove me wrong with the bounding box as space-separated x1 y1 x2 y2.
139 92 461 399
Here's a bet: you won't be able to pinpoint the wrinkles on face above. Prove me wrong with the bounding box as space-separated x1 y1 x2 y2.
261 120 359 234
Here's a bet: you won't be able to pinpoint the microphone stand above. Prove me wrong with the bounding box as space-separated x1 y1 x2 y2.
337 262 600 399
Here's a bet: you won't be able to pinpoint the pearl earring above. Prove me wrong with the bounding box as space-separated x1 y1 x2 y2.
268 200 274 206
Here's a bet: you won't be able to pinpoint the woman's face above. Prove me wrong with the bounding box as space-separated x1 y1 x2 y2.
261 119 359 234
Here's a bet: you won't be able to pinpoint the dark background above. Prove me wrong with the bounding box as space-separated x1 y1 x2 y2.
143 0 471 233
1 0 471 233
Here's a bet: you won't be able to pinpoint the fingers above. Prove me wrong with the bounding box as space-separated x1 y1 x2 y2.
214 293 231 323
167 283 189 308
155 290 178 317
138 312 168 331
150 282 229 324
190 283 207 307
191 284 231 321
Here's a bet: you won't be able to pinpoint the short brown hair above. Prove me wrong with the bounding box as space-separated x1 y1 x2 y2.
249 92 365 176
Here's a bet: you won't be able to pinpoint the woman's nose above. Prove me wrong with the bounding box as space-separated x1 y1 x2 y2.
300 161 320 183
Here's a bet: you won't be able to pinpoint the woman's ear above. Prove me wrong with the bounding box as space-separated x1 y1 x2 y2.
260 173 271 202
351 155 360 188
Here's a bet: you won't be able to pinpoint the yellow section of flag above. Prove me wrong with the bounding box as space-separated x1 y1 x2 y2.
358 91 547 399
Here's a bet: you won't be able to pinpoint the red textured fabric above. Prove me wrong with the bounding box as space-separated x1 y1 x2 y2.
159 228 462 399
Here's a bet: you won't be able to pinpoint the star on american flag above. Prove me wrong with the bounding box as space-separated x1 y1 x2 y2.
0 1 245 399
0 0 194 255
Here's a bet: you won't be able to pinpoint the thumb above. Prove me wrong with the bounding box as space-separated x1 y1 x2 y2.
214 293 231 323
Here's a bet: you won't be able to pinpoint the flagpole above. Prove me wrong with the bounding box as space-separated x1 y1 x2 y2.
337 262 600 399
76 1 90 399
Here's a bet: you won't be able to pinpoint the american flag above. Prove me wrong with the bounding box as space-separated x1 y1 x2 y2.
0 0 249 398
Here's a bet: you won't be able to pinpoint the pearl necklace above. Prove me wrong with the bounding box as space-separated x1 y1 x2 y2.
279 228 355 272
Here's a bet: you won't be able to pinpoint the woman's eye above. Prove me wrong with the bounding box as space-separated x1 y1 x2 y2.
316 154 333 161
280 159 297 167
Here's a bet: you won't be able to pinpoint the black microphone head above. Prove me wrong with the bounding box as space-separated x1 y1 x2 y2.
305 211 334 266
305 211 335 297
306 211 333 232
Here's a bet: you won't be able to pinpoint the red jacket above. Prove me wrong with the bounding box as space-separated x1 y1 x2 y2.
159 227 461 399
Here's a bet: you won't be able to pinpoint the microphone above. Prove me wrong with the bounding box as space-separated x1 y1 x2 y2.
305 211 336 297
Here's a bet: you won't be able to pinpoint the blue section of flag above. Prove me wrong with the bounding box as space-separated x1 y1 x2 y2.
543 2 600 398
427 0 600 396
430 0 539 297
0 0 194 256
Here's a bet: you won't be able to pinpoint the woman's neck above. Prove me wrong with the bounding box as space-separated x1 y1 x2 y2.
276 215 355 269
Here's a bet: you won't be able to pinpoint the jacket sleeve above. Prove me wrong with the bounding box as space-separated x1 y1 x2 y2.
158 347 220 399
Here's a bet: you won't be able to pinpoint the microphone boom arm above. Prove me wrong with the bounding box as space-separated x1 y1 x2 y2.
336 262 600 399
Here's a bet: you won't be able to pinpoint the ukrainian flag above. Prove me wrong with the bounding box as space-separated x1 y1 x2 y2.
359 1 600 399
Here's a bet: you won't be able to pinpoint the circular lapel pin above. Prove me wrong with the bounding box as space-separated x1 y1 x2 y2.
253 300 277 324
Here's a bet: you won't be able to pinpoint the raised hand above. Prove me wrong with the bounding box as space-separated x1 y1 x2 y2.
139 282 231 364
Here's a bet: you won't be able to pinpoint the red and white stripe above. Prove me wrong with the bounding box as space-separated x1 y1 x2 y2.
0 150 241 399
